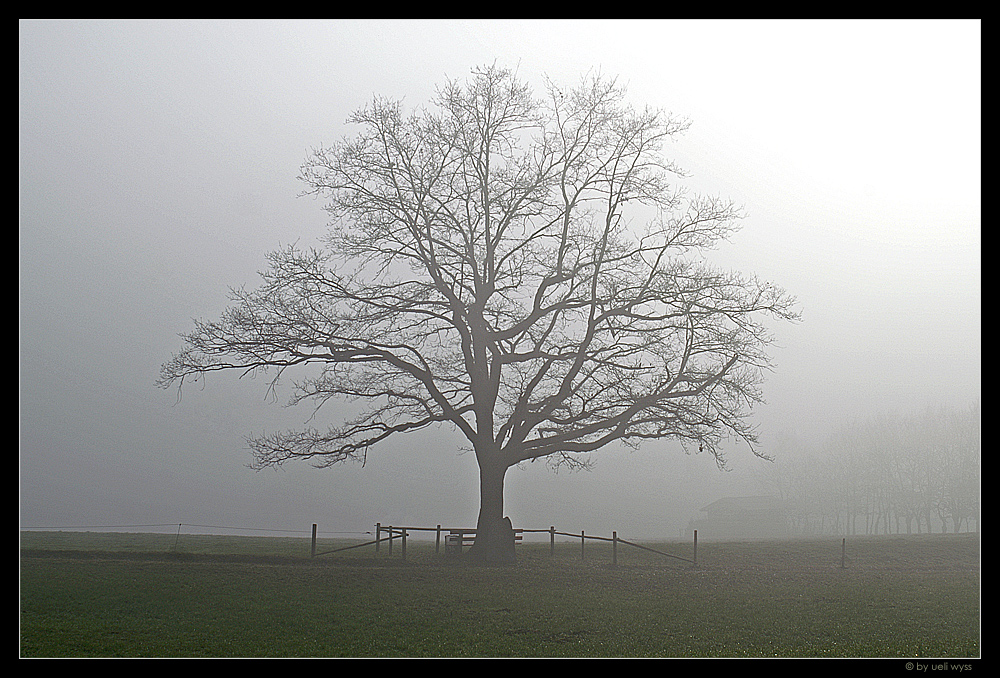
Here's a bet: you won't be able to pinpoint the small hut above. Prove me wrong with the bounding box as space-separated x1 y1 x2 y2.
687 496 790 540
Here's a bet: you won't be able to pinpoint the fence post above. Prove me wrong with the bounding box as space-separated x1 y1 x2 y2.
841 537 846 569
612 531 617 567
375 523 381 554
401 529 407 561
693 529 698 566
581 531 585 560
550 526 555 556
311 524 317 558
388 526 393 556
436 525 442 554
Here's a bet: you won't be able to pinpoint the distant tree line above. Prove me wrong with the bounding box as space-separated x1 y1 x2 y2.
758 403 980 536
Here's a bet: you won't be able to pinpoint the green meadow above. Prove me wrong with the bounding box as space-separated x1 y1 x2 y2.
19 531 979 658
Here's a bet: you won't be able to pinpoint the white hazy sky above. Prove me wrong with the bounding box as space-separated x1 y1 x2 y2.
19 20 980 540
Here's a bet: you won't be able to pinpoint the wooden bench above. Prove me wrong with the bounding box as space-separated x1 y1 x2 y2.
446 529 523 550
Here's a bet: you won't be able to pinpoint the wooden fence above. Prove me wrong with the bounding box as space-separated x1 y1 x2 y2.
310 523 697 566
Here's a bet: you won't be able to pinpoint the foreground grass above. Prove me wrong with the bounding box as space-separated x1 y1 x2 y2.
20 532 980 658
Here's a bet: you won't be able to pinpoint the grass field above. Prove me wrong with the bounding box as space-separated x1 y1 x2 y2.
19 530 980 658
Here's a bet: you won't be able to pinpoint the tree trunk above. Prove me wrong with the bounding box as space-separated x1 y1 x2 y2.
466 459 516 564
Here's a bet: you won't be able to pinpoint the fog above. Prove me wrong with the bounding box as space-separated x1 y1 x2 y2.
19 20 980 541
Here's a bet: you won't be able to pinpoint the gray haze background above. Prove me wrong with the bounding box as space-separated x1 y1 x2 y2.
19 20 980 540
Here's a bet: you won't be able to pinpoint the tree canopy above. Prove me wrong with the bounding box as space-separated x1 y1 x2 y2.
159 66 799 561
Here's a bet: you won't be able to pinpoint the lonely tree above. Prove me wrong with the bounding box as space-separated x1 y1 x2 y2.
159 66 798 562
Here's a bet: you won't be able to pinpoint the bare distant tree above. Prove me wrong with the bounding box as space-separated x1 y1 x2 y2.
765 403 981 537
159 66 799 562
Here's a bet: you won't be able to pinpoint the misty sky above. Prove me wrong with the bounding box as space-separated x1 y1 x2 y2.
19 20 980 540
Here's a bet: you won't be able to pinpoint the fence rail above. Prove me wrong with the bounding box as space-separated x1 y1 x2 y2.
310 523 697 566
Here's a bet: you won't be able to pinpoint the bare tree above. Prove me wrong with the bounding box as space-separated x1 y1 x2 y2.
158 66 799 562
769 403 981 537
